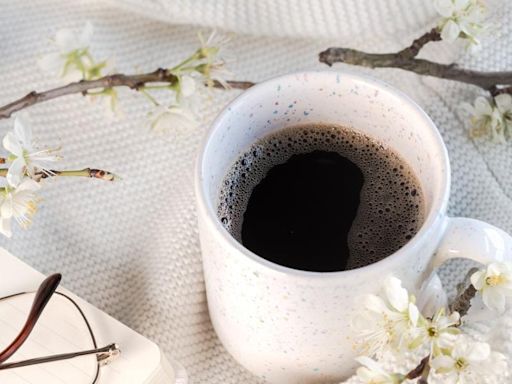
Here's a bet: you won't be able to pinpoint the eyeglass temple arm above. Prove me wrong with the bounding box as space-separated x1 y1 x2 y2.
0 273 62 364
0 343 120 370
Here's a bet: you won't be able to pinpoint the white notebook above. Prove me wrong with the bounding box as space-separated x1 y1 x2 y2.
0 248 187 384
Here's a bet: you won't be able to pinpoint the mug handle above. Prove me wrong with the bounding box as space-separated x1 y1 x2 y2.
433 217 512 268
418 217 512 315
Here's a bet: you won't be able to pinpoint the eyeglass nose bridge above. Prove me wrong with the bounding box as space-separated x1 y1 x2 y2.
97 344 121 367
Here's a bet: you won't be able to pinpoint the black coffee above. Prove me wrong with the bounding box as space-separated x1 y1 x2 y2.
218 124 425 272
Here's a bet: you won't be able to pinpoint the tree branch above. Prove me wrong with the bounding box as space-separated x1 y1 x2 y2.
213 80 255 90
397 28 442 60
489 85 512 97
449 267 479 317
0 69 255 119
319 30 512 93
0 168 116 181
406 355 430 381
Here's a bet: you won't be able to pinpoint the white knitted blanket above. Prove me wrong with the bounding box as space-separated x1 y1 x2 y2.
0 1 511 382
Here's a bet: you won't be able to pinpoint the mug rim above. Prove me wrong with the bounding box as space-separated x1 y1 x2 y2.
195 70 451 279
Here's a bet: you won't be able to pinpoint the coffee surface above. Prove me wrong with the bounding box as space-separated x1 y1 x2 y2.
217 124 425 272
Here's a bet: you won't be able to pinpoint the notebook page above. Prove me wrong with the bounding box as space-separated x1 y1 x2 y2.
0 248 170 384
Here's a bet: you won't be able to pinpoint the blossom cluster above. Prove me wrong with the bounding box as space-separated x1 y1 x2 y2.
0 23 233 238
38 23 232 135
0 116 60 237
355 262 512 384
431 1 512 143
434 0 486 46
464 94 512 143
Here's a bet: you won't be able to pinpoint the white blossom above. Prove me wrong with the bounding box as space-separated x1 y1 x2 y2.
198 30 231 63
206 62 233 89
38 21 95 82
0 178 40 237
197 30 233 88
174 74 199 108
409 308 460 354
471 262 512 312
495 93 512 127
355 276 421 358
146 105 198 136
431 336 507 384
434 0 486 45
355 356 402 384
464 96 508 142
3 115 60 187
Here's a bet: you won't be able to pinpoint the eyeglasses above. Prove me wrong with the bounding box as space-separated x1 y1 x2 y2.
0 274 120 383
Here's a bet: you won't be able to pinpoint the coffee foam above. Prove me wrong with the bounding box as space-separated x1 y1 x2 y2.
217 123 425 270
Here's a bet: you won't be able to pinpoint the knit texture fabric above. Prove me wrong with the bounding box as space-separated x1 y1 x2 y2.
0 0 510 382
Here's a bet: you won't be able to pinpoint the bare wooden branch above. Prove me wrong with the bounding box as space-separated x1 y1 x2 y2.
41 168 117 181
406 355 430 381
0 168 116 181
397 28 442 60
490 85 512 97
0 69 255 120
212 80 255 90
449 267 480 317
319 30 512 93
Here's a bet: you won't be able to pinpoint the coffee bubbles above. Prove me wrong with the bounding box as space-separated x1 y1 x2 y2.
218 123 425 272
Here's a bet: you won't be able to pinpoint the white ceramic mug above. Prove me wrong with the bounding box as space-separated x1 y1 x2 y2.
195 71 512 383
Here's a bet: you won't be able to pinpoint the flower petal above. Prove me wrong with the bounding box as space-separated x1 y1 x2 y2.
6 158 26 188
486 262 503 277
79 21 94 47
364 294 389 314
0 217 12 238
356 366 374 381
434 0 456 17
431 355 455 371
408 303 420 326
55 28 78 52
482 289 506 312
447 311 461 326
417 271 448 317
3 132 24 158
465 341 490 362
437 332 458 349
384 276 409 312
180 75 196 97
470 270 486 290
0 196 13 218
16 178 40 192
474 96 493 116
13 115 33 149
441 19 462 42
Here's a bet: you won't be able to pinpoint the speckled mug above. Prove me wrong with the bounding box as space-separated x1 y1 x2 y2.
195 71 512 383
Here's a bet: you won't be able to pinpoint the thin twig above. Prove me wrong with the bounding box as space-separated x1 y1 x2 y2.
397 28 442 60
449 267 480 317
490 85 512 97
0 168 116 181
0 69 254 119
406 355 430 381
213 80 255 90
319 29 512 93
